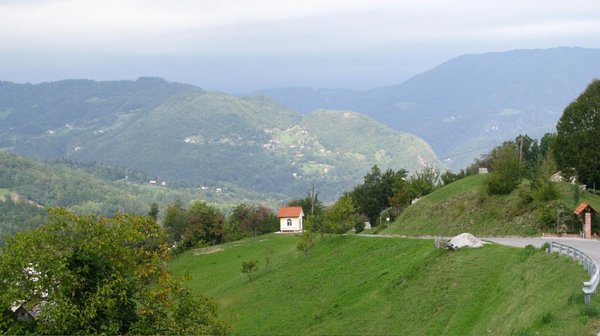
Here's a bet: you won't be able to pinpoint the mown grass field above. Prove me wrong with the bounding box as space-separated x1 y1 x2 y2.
383 174 600 237
170 234 600 335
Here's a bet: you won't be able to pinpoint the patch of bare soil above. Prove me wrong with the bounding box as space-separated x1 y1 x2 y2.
193 246 224 255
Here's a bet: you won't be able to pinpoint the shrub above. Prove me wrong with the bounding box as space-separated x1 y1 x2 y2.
582 304 600 318
484 144 523 195
241 260 259 281
354 221 366 233
519 244 537 261
536 200 573 231
485 172 519 195
532 181 559 203
516 181 534 205
539 311 556 326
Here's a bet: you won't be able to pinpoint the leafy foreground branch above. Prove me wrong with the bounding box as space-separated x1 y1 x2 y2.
0 209 229 335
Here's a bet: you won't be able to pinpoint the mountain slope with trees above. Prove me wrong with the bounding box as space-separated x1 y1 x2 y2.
0 151 283 241
0 80 441 200
253 47 600 169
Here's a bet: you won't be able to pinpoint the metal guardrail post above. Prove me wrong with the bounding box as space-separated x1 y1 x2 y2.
547 241 599 304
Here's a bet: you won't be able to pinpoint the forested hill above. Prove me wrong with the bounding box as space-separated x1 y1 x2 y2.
252 47 600 169
0 80 441 200
0 151 281 215
0 77 198 135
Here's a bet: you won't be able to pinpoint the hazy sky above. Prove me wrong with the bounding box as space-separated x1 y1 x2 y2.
1 0 599 92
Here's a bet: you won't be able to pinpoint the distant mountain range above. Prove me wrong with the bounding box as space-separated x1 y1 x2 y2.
0 78 439 200
3 47 595 200
251 47 600 168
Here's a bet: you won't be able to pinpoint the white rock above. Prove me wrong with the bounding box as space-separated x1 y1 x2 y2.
448 233 485 249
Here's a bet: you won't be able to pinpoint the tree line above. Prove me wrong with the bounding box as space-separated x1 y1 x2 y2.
162 200 279 253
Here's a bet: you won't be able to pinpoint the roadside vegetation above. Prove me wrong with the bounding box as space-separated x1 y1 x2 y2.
383 174 600 236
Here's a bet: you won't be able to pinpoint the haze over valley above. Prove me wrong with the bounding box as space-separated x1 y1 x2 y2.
2 1 600 334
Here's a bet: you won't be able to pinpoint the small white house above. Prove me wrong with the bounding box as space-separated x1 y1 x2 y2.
278 206 304 232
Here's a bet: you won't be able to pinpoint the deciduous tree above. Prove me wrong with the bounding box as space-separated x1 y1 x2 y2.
297 228 315 260
148 202 159 221
554 80 600 187
163 199 187 243
484 143 523 195
351 166 408 224
324 194 356 236
0 209 228 335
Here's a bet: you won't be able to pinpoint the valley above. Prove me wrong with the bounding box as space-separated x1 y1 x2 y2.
1 47 600 335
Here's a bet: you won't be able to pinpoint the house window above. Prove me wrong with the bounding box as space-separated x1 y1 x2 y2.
287 218 292 226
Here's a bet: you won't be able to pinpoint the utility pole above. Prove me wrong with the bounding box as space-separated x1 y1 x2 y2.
518 136 524 165
556 208 562 233
310 179 316 216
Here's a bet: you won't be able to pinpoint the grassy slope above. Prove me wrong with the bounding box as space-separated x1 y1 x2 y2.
383 174 600 237
170 234 599 335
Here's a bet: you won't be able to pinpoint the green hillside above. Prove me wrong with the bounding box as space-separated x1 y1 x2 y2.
0 151 281 236
382 174 600 237
302 109 439 171
0 79 442 201
78 91 302 195
82 97 441 199
0 77 196 134
0 196 46 244
254 47 600 169
170 234 599 335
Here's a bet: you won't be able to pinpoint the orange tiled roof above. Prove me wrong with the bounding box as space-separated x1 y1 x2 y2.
278 206 303 218
574 202 596 215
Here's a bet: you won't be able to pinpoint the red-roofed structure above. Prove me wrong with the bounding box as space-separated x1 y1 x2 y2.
574 203 595 215
574 203 596 239
278 206 303 218
278 206 304 232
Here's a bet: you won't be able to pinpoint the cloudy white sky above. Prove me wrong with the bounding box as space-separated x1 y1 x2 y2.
1 0 599 92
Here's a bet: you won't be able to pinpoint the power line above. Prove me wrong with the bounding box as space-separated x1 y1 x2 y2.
438 145 496 161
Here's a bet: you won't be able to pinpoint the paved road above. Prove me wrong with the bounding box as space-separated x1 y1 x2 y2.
356 233 600 266
484 237 600 266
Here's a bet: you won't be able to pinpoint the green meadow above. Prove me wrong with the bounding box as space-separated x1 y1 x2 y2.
170 234 600 335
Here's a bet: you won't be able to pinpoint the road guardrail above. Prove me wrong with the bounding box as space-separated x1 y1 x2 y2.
547 241 599 304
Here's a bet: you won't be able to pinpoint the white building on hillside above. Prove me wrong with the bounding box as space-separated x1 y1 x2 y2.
278 206 304 232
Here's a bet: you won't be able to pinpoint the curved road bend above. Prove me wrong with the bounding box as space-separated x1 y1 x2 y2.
484 237 600 266
356 234 600 266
